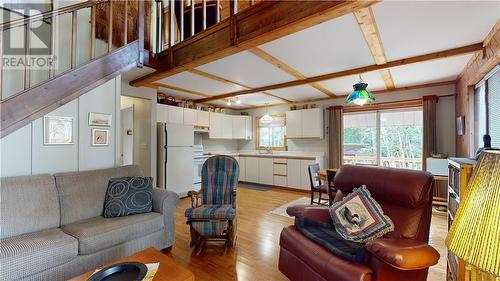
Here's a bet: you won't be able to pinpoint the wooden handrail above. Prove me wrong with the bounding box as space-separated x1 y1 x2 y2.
0 0 108 31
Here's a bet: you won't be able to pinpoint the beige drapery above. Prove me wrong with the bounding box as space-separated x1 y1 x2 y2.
328 106 344 169
422 95 438 171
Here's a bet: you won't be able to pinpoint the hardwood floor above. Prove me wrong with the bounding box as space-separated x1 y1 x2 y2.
168 187 447 281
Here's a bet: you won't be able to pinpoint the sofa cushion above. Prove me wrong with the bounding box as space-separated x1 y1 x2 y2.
0 174 60 239
54 165 143 225
0 228 78 281
104 176 153 218
61 212 164 255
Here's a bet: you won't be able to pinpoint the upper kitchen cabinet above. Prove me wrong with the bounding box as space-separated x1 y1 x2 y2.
232 115 252 140
183 108 197 125
209 112 232 139
196 110 210 127
157 104 183 124
157 104 169 123
286 108 323 139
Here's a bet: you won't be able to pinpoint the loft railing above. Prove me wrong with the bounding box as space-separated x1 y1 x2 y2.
0 0 145 100
153 0 259 53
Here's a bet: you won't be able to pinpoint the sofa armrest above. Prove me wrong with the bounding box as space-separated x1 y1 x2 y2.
366 238 440 270
286 205 331 224
152 188 180 247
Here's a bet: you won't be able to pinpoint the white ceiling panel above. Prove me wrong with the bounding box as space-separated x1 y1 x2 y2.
390 54 473 87
267 85 327 101
237 93 283 106
373 1 499 61
157 87 203 100
259 13 375 77
157 71 242 95
196 51 296 87
318 71 387 96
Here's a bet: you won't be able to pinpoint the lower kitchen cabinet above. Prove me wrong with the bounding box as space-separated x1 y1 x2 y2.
258 158 274 185
245 157 259 183
300 159 315 189
238 156 246 181
287 159 302 189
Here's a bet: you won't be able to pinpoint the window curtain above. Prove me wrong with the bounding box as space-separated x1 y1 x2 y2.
328 106 343 169
422 95 438 171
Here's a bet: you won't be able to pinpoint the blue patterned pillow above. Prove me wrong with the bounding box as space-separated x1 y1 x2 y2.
103 177 153 218
329 185 394 243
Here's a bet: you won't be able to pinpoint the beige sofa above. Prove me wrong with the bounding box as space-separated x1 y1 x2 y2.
0 165 179 281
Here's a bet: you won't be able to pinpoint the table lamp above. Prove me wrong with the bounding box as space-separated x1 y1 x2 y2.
446 150 500 277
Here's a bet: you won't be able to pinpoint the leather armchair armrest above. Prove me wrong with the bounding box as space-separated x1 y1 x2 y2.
286 205 331 224
365 238 440 270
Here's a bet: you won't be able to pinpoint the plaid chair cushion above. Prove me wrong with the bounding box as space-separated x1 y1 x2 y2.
202 156 239 206
191 221 229 237
185 205 236 220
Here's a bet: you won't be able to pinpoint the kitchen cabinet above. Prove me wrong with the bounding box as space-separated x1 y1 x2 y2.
167 105 184 124
232 116 252 140
196 110 209 127
157 104 169 123
245 157 259 183
300 159 315 190
183 108 197 125
258 158 274 185
287 159 302 189
286 108 323 139
238 156 246 181
222 114 233 139
209 112 224 139
286 110 302 138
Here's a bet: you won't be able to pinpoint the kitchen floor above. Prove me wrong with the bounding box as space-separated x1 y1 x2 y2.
167 187 447 281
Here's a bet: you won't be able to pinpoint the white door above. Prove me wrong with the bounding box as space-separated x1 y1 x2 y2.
286 110 302 138
287 159 301 189
183 108 197 125
121 106 134 166
245 157 259 183
258 157 274 185
166 146 194 196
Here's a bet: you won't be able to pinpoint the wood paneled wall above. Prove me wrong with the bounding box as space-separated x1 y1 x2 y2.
455 22 499 157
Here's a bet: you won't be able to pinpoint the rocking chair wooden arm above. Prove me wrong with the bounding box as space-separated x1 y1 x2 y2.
188 190 203 208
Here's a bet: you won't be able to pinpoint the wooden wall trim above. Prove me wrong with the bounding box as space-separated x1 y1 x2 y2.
0 42 139 138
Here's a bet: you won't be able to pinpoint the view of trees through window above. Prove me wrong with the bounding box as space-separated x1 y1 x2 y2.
343 109 423 170
258 116 286 149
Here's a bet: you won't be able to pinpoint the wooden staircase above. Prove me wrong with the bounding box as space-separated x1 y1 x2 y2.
0 0 145 138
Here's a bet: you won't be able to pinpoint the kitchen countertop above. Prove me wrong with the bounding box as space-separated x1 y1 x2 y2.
203 151 324 160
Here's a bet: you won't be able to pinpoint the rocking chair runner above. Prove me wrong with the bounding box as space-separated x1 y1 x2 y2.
185 155 239 254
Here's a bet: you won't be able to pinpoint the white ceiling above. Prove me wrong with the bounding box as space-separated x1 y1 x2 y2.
390 54 474 87
149 1 497 108
259 13 375 78
319 71 386 96
195 51 296 87
267 85 327 101
372 1 500 61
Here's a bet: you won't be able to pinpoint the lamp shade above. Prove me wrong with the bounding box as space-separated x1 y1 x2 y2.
445 150 500 276
346 82 375 106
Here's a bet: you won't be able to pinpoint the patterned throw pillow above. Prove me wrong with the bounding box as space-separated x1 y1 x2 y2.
329 185 394 243
103 177 153 218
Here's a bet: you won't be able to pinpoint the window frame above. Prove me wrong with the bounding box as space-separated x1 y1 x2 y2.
255 114 288 151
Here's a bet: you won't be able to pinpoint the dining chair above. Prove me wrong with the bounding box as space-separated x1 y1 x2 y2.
307 164 329 206
326 169 337 206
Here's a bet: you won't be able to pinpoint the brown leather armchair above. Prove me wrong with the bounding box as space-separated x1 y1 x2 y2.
278 165 440 281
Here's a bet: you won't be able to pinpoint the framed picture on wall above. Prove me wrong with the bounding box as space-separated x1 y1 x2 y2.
456 116 465 136
43 116 74 145
88 112 112 127
91 129 109 146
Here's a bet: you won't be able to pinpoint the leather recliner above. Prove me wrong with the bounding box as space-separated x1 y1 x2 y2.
278 165 440 281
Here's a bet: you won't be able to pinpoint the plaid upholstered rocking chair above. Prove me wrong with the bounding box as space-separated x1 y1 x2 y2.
185 155 239 255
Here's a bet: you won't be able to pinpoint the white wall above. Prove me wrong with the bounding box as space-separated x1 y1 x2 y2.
238 84 458 163
0 76 121 177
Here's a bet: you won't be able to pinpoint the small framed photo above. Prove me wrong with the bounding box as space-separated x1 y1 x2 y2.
456 116 465 136
91 129 109 146
43 116 74 145
88 112 112 127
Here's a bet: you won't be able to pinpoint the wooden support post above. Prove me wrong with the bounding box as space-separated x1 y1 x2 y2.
124 0 128 45
169 0 175 46
250 0 254 6
90 6 96 59
138 0 145 67
108 1 113 53
202 0 206 30
156 1 161 52
190 0 195 36
24 23 31 89
180 0 184 41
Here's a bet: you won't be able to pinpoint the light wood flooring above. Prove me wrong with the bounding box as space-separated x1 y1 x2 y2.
167 187 447 281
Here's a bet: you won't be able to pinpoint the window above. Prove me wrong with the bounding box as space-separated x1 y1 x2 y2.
474 82 487 151
474 66 500 150
256 115 287 150
343 108 423 170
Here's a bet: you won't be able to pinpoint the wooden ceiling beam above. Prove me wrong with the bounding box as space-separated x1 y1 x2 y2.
354 7 395 90
249 47 336 97
130 0 379 87
188 68 293 103
194 43 482 103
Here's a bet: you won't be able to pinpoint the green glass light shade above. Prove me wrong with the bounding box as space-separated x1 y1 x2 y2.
346 81 375 106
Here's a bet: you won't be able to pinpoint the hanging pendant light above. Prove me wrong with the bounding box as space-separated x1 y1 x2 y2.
260 103 273 124
346 75 375 106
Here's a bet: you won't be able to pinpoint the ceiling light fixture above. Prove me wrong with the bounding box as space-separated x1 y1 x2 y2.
236 97 241 104
226 100 232 106
346 75 375 106
260 103 273 124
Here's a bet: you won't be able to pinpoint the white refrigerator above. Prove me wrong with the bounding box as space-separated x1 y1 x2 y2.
157 123 194 196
